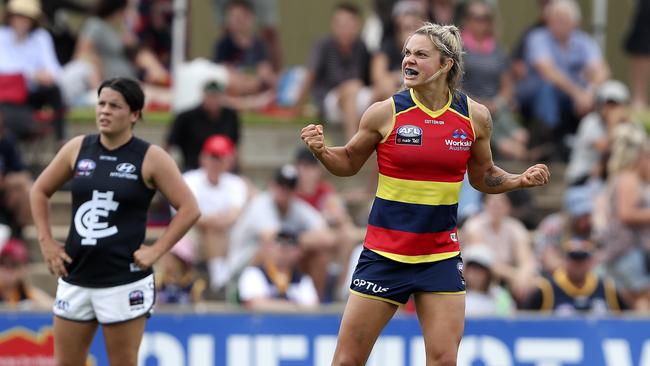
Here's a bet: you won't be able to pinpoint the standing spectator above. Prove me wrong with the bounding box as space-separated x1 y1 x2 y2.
228 164 336 298
624 0 650 110
600 123 650 310
183 135 248 291
462 193 538 302
461 0 529 162
565 80 632 186
238 231 319 310
523 239 628 314
166 80 240 171
463 244 515 316
0 0 66 141
294 2 374 141
213 0 277 105
0 238 53 310
517 0 609 155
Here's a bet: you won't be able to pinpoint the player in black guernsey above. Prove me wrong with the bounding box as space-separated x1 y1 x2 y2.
30 78 200 366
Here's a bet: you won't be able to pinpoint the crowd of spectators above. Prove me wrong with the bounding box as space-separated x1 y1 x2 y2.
0 0 649 316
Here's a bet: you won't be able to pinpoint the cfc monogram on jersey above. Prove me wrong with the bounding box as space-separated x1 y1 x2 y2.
364 89 475 263
65 135 155 287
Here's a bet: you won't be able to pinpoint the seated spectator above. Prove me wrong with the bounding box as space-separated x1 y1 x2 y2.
213 0 281 70
294 147 363 301
599 123 650 310
371 0 425 100
65 0 170 106
135 0 173 70
523 238 628 314
213 0 277 110
463 244 515 316
461 193 537 302
461 0 530 162
535 182 600 274
426 0 460 25
238 231 319 310
182 135 249 291
229 164 336 299
0 238 52 310
294 2 375 141
517 0 609 156
166 80 240 171
565 80 632 186
0 111 32 239
156 237 206 305
510 0 548 81
0 0 65 141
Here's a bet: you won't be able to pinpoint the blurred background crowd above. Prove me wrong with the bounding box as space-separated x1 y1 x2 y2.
0 0 650 317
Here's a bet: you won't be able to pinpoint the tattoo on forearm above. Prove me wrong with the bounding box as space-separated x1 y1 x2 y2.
485 174 505 187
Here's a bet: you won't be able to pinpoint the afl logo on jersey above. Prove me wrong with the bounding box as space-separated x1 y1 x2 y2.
395 125 422 146
75 159 96 177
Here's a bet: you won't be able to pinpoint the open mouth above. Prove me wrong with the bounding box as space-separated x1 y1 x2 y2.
404 68 419 77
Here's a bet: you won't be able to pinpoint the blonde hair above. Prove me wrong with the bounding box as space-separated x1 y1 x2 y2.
412 22 464 91
607 123 649 176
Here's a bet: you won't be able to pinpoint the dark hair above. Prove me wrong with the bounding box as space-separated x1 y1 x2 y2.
98 78 145 117
334 2 361 17
226 0 253 13
94 0 128 19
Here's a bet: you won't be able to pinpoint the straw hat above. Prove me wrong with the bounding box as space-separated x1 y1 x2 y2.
6 0 42 20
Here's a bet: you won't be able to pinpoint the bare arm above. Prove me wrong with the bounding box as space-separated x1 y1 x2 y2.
137 146 200 269
29 136 84 276
467 101 550 194
534 59 585 99
615 172 650 226
301 99 392 176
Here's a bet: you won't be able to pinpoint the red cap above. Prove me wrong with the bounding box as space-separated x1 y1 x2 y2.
201 135 235 157
0 239 28 264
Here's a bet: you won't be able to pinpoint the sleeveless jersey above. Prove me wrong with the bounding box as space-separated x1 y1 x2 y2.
537 270 622 313
64 134 156 287
364 88 475 263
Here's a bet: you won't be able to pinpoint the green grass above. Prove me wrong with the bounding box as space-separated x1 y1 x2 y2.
67 108 315 127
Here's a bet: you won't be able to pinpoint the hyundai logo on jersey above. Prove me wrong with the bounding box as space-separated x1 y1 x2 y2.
395 125 422 145
116 163 136 173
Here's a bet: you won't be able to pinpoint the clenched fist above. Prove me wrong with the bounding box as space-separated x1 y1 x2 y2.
301 124 325 155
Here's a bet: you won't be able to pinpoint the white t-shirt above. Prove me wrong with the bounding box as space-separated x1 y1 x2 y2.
183 169 248 215
565 112 606 184
228 192 326 274
238 266 319 306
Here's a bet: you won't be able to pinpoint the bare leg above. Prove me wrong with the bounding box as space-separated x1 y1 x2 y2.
414 293 465 366
336 80 364 141
629 55 650 110
54 316 98 366
103 316 146 366
331 293 399 366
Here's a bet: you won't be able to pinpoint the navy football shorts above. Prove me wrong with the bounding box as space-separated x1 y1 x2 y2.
349 248 465 305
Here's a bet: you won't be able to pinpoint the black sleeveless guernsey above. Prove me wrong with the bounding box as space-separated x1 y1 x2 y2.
63 134 156 287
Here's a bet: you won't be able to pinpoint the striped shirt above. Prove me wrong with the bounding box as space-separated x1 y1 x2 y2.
364 88 475 263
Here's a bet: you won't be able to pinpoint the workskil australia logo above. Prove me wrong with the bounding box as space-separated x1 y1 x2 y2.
445 129 472 151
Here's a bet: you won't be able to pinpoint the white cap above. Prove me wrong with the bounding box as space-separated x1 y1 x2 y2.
462 244 494 268
596 80 630 104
